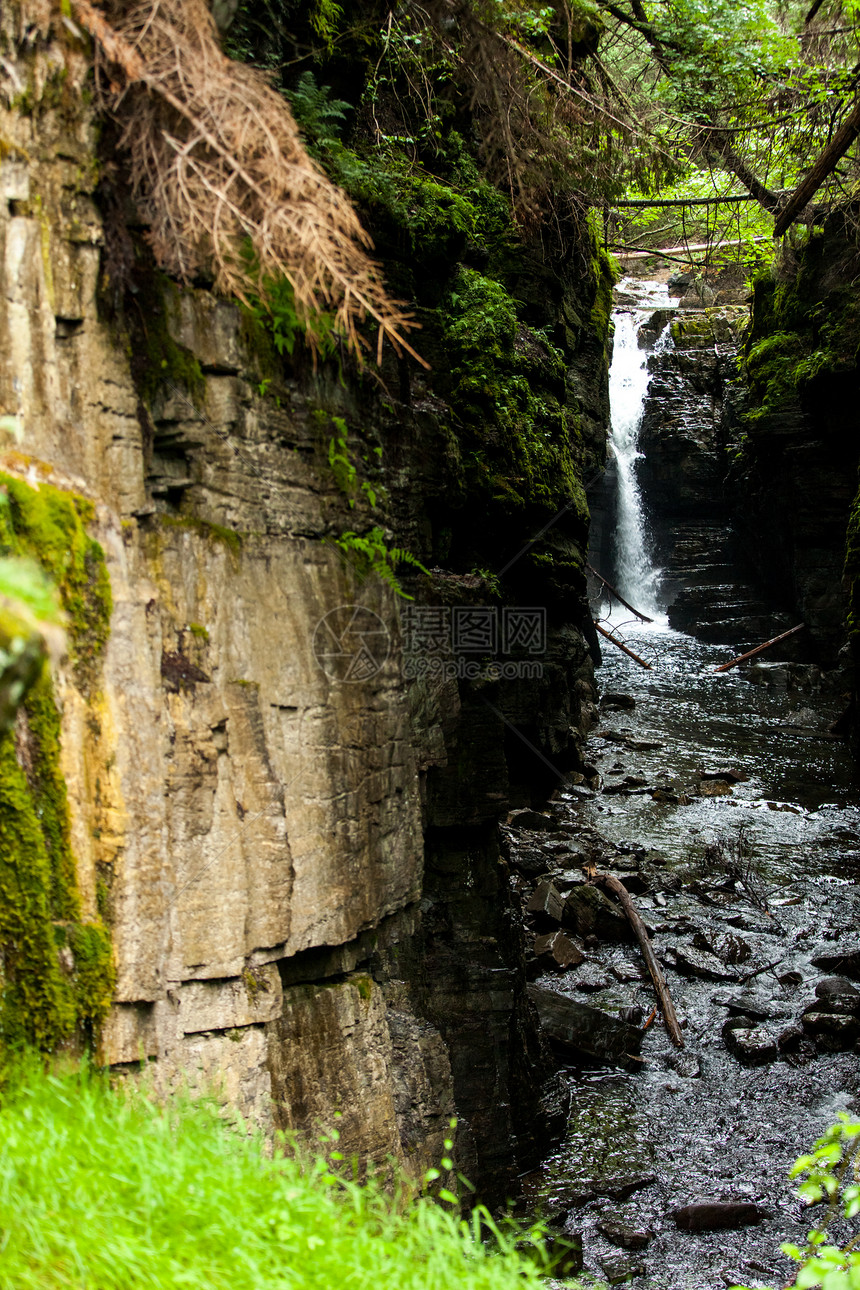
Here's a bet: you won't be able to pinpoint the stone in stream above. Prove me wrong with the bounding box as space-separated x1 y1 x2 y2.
675 945 740 981
815 976 860 1013
508 808 557 832
811 946 860 980
671 1202 764 1232
601 693 637 710
801 1009 860 1047
598 1221 653 1251
700 767 749 783
527 984 642 1064
713 992 781 1021
507 846 552 877
534 930 584 971
601 1254 646 1284
574 963 613 993
693 930 752 965
612 961 645 984
722 1016 778 1065
563 885 632 942
698 779 734 798
527 880 564 924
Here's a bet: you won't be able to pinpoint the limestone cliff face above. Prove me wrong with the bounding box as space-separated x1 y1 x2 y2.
0 9 608 1193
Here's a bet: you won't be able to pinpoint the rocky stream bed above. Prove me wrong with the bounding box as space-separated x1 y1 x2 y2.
511 619 860 1288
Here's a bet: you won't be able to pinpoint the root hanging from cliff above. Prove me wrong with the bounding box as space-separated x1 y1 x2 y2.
71 0 424 365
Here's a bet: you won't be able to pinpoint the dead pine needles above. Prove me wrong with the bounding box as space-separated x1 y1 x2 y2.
71 0 427 367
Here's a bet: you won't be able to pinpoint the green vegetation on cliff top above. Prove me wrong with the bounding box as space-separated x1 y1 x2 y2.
0 1060 565 1290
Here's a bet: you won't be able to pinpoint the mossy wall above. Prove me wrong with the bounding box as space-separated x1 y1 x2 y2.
0 473 114 1052
735 223 860 669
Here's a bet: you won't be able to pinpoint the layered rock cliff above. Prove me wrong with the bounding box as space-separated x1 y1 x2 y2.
0 3 609 1198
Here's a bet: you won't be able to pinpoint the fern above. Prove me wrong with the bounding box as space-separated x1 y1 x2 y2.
287 71 351 153
332 527 428 600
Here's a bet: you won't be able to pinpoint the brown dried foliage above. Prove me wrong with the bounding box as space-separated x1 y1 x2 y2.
71 0 424 365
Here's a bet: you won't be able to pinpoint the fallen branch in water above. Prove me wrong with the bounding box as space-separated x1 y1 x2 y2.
713 624 805 673
740 956 784 985
589 870 685 1047
587 564 653 623
594 622 653 669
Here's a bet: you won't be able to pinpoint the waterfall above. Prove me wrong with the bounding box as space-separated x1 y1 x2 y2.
608 294 670 619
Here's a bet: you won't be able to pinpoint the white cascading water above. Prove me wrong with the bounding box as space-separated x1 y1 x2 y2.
608 289 671 620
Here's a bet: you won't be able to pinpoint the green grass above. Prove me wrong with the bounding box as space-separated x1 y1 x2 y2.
0 1060 564 1289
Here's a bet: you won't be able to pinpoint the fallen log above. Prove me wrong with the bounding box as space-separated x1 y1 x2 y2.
713 623 805 673
594 622 653 669
587 563 653 623
591 871 685 1048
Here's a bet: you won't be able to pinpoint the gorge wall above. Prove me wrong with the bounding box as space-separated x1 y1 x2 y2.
0 3 609 1197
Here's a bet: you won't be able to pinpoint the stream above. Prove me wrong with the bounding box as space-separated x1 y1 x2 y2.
514 281 860 1289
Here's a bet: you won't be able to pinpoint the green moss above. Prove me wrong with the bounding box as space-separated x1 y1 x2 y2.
0 478 114 1051
441 267 587 526
0 683 114 1051
21 670 78 920
0 731 75 1049
67 921 116 1031
187 622 210 642
135 274 205 409
0 474 111 694
330 135 513 270
158 513 243 557
353 974 373 1002
743 238 860 422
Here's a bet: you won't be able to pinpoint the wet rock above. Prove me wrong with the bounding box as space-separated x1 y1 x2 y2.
650 788 680 803
508 847 552 877
626 737 665 751
528 881 565 924
619 1005 645 1026
534 930 584 971
694 931 752 965
672 1201 764 1231
722 1017 778 1065
777 1023 804 1051
668 269 692 293
564 783 596 800
598 1221 653 1250
601 1254 646 1284
563 886 632 942
728 911 778 934
612 961 645 984
801 1009 860 1046
811 947 860 980
527 984 642 1064
815 976 860 1013
611 871 649 896
601 693 636 710
574 963 613 993
698 779 734 797
714 992 779 1021
675 946 739 981
700 768 749 783
778 970 803 986
509 809 557 832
